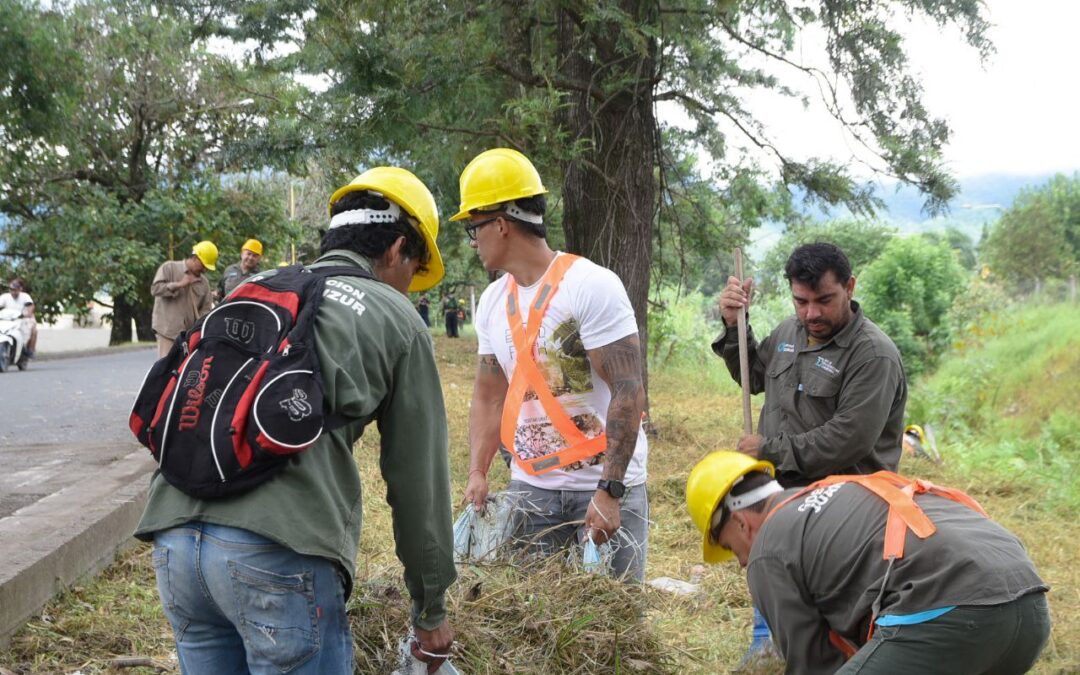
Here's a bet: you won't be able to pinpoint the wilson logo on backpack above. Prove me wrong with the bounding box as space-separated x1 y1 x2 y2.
279 389 313 422
129 264 374 499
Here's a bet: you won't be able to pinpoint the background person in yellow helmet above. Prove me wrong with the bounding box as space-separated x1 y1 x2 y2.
457 148 650 581
685 451 1050 674
150 240 216 357
215 238 263 300
136 166 456 674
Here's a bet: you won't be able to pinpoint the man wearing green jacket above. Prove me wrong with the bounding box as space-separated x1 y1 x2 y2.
135 167 456 674
713 242 907 666
713 242 907 487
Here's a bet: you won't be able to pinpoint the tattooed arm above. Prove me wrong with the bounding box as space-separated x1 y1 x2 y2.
464 353 509 510
584 333 646 542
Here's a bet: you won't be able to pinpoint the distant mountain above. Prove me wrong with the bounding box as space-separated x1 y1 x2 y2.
749 171 1074 259
873 172 1060 224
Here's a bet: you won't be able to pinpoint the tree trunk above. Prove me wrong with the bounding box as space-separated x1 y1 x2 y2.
557 2 658 401
110 295 134 345
135 303 154 341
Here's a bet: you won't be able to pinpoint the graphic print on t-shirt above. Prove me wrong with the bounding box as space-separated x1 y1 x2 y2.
513 317 605 471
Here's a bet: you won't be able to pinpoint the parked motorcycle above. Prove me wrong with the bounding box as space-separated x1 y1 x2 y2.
0 308 32 372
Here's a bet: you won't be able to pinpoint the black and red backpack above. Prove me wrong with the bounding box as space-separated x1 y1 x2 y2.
130 264 373 498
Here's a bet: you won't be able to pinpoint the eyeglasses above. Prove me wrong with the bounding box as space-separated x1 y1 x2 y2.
464 216 499 242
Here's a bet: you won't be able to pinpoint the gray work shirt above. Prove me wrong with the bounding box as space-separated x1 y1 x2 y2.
712 302 906 486
749 484 1049 674
217 262 258 299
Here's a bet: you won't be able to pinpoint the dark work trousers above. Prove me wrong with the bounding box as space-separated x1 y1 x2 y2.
444 310 459 338
838 592 1051 675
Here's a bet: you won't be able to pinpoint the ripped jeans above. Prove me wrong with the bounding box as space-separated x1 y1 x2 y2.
152 522 352 675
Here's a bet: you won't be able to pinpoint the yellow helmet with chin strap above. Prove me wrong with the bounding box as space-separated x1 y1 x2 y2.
686 451 776 563
450 148 548 221
328 167 444 293
192 241 219 271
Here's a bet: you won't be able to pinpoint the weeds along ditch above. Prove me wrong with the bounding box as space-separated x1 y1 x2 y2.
2 305 1078 673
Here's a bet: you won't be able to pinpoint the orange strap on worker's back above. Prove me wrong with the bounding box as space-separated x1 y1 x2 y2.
765 471 988 658
499 254 607 475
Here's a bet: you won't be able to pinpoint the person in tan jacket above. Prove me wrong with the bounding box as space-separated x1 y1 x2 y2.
151 241 217 357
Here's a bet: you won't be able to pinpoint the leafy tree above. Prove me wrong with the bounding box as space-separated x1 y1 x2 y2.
923 226 977 270
173 0 992 387
0 0 304 343
4 177 300 331
858 235 967 376
652 139 796 297
758 218 897 295
982 173 1080 287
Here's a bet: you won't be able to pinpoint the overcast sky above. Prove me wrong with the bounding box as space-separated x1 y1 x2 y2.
736 0 1080 179
911 0 1079 177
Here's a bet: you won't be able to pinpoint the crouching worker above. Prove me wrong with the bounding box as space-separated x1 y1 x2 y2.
686 452 1051 674
135 167 456 674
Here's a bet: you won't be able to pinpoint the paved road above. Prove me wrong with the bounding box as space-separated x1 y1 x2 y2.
0 348 157 447
0 348 158 518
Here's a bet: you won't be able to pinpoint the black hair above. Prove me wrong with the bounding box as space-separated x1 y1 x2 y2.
506 194 547 239
784 242 852 289
322 190 429 270
709 470 776 543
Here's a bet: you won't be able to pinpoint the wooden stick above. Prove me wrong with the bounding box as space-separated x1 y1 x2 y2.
734 248 753 434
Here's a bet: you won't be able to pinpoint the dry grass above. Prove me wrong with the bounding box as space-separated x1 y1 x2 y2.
1 334 1077 673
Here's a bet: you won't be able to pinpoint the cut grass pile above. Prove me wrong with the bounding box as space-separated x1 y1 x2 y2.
1 332 1077 673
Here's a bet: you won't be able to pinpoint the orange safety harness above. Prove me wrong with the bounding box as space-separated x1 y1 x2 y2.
764 471 988 659
499 253 608 475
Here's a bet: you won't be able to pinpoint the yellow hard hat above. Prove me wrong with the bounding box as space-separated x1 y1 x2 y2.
449 148 548 221
905 424 926 444
192 240 218 271
242 239 263 256
686 451 776 564
328 167 444 293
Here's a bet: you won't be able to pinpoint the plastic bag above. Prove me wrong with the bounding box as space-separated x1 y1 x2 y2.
392 632 461 675
452 491 518 562
581 534 613 575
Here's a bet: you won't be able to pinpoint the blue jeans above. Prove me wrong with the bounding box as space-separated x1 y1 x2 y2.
152 522 352 674
506 480 649 581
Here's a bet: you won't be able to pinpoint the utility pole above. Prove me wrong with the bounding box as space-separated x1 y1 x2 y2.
289 182 297 264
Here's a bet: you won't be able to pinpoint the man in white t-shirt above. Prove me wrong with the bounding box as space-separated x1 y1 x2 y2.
453 148 649 580
0 278 37 356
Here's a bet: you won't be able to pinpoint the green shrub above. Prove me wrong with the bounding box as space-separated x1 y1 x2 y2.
859 236 968 376
646 286 737 394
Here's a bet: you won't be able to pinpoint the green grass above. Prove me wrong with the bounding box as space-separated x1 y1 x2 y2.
2 323 1078 673
907 302 1080 512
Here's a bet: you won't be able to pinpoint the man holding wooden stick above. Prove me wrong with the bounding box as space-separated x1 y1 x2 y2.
713 242 907 487
714 242 908 668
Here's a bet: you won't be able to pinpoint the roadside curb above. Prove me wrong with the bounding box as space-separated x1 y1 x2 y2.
36 343 155 362
0 449 156 648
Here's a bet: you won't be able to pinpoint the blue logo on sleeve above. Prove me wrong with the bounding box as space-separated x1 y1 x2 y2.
777 342 796 353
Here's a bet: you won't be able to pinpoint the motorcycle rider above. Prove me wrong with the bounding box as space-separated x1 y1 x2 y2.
0 279 37 358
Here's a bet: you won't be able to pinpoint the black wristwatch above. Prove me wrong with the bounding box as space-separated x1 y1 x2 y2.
597 479 626 499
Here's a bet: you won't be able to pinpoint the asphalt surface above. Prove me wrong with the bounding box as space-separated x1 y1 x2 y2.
0 347 158 518
0 347 157 447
